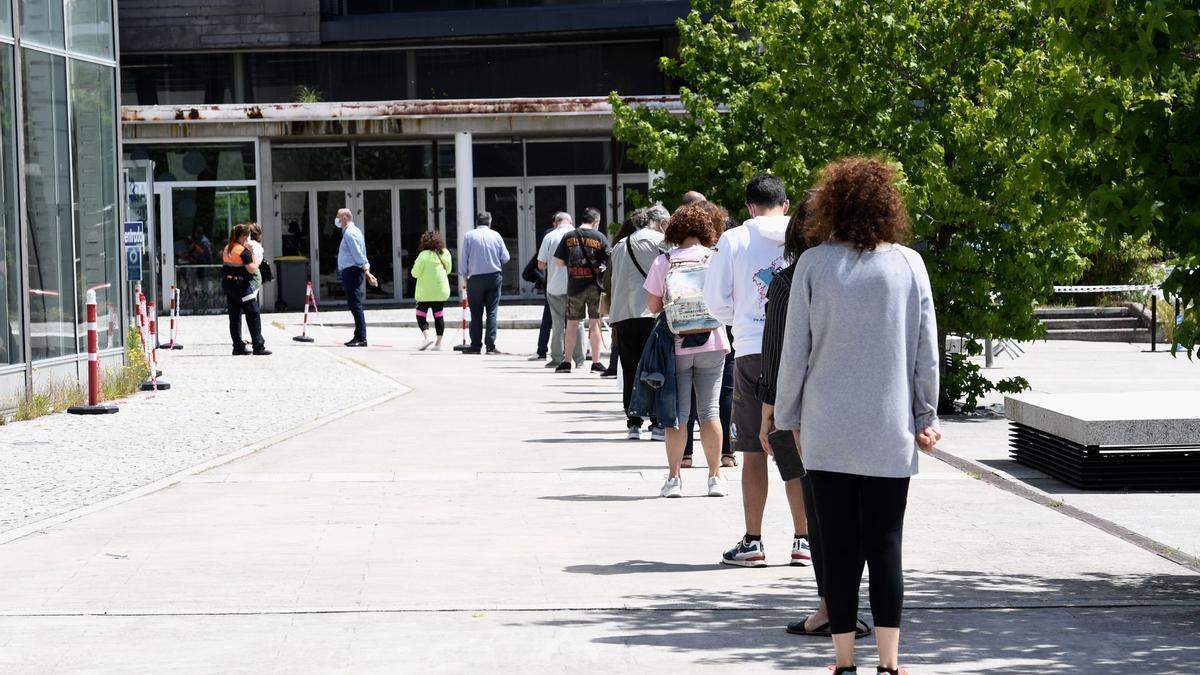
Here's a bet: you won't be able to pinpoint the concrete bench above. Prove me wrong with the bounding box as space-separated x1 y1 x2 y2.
1005 392 1200 490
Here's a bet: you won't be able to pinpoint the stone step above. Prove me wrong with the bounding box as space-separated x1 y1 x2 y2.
1043 327 1152 343
1035 306 1131 319
1041 317 1143 330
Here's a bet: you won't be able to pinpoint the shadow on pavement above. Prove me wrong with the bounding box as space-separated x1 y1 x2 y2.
528 570 1200 672
540 495 660 503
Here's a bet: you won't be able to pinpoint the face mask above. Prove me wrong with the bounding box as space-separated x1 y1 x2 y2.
333 217 342 229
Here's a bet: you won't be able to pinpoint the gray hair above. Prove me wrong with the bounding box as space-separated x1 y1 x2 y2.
552 211 573 226
645 204 670 227
476 211 492 227
628 207 649 230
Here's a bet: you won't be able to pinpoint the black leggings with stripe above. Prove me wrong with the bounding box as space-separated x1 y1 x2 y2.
807 470 910 634
416 302 445 336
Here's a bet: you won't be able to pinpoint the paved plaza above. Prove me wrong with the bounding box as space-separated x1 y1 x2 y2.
1 312 1198 673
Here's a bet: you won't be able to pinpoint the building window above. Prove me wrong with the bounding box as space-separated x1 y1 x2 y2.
1 0 12 36
1 46 21 364
415 43 665 99
272 145 351 183
438 141 523 179
22 48 76 360
19 0 65 49
526 140 611 176
355 143 433 181
120 54 235 106
338 0 669 12
70 59 119 353
66 0 114 60
126 143 256 182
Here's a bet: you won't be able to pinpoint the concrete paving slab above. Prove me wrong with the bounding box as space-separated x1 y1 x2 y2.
1 325 1197 672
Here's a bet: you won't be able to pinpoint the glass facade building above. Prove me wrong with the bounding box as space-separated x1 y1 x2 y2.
118 0 681 313
1 0 122 399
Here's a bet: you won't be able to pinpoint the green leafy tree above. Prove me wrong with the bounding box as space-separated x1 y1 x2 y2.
1040 0 1199 355
612 0 1095 410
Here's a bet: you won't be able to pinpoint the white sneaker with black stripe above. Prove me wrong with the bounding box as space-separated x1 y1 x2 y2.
791 536 813 566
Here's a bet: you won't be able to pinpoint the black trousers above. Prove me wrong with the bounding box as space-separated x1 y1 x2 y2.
415 301 445 336
613 317 656 429
225 291 264 352
467 272 502 350
807 470 910 634
800 471 824 597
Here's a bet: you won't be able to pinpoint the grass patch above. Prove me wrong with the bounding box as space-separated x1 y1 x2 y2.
3 327 150 423
1155 298 1178 344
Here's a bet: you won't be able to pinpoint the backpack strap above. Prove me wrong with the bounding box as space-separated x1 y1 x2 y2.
625 238 650 279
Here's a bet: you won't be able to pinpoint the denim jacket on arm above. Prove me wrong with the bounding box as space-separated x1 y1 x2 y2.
628 313 678 429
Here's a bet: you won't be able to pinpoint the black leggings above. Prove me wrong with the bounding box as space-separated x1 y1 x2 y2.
807 470 910 634
416 302 445 336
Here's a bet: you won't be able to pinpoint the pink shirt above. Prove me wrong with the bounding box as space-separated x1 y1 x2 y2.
643 244 731 356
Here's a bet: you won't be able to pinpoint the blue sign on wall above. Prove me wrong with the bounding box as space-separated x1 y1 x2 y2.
124 222 144 282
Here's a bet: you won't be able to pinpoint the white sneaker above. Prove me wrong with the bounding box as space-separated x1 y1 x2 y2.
528 354 546 361
429 344 443 351
707 476 728 497
650 426 666 442
626 428 641 441
659 476 682 498
419 339 433 351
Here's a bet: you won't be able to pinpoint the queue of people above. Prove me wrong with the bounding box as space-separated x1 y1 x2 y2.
535 158 941 675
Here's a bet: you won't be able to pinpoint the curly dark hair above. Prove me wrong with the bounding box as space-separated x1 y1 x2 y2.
419 229 445 253
808 157 910 251
783 193 812 264
663 202 724 248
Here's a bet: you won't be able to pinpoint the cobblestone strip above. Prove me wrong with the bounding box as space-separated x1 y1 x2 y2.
0 318 401 537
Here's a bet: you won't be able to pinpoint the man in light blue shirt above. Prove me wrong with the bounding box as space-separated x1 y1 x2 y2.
335 208 377 347
460 212 510 354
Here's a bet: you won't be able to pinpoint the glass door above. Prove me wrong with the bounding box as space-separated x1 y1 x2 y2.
397 187 432 300
165 185 256 314
314 188 352 301
479 183 522 295
357 188 396 301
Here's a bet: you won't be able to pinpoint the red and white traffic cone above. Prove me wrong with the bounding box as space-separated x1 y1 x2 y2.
140 301 170 391
165 285 184 350
68 290 119 415
293 281 315 343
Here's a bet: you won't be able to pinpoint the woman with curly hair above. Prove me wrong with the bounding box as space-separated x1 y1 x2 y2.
642 202 730 498
411 229 453 351
774 157 941 675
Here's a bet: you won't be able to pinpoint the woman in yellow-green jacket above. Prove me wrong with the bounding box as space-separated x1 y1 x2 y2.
411 230 453 351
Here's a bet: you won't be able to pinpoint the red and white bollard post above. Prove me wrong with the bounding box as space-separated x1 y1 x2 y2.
68 290 118 415
165 285 184 350
293 281 316 343
453 286 469 351
140 300 171 391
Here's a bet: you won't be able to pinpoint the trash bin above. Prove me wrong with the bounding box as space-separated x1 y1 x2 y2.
274 256 310 312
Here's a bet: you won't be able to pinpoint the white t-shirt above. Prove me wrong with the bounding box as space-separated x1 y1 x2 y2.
246 239 264 264
537 224 574 296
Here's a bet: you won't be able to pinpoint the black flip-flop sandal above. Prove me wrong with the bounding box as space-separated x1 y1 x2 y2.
786 619 832 637
786 617 872 639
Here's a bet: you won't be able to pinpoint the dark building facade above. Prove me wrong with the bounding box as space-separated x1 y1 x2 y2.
118 0 686 312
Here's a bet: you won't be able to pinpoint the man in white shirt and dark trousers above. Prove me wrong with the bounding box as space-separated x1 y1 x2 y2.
335 208 377 347
460 212 511 354
703 174 811 568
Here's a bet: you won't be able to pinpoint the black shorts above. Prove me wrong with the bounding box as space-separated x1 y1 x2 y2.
732 354 765 453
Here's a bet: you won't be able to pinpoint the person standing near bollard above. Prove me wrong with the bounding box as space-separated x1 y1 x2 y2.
221 224 269 356
460 211 510 354
335 208 376 347
411 230 453 351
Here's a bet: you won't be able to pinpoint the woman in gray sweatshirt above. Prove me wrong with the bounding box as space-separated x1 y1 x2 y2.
774 157 941 675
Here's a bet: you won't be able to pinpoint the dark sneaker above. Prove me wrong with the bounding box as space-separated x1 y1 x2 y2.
590 363 608 374
486 347 501 355
252 348 272 356
544 361 559 368
555 361 572 373
721 538 767 567
461 347 482 354
345 339 367 347
232 348 249 356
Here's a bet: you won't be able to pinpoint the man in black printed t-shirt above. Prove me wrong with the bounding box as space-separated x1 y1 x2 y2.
552 207 610 373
